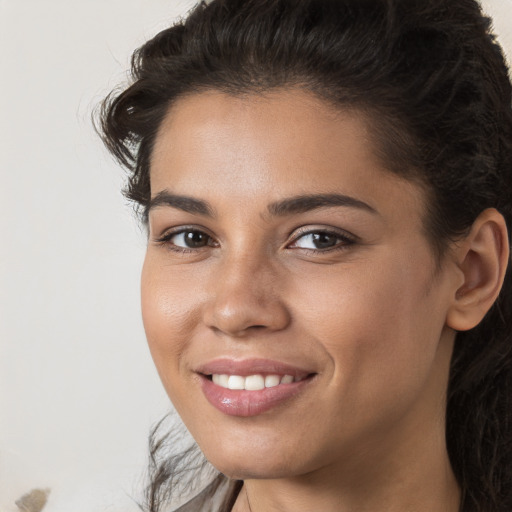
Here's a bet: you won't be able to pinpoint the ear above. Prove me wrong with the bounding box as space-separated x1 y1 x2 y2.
446 208 509 332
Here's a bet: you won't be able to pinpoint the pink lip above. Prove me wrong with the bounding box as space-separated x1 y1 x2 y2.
196 358 313 379
196 358 316 417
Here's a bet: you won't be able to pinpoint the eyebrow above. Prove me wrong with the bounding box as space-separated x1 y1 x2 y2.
145 190 377 220
145 191 216 218
267 193 378 216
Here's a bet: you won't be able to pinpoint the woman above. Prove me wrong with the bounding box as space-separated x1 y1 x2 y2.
98 0 512 510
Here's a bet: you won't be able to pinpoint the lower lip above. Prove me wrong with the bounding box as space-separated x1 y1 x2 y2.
199 375 314 417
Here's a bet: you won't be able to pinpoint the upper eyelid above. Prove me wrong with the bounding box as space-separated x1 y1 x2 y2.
289 225 358 241
152 224 215 241
153 228 218 253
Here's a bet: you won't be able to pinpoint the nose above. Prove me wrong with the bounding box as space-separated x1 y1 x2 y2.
203 252 291 338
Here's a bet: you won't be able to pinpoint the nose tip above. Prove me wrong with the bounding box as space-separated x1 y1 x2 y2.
206 289 292 337
208 302 290 337
203 261 291 337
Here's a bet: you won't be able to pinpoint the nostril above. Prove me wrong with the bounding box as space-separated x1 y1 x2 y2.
210 323 269 337
204 294 291 336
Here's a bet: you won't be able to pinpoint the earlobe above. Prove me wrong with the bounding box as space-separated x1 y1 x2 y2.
446 208 509 332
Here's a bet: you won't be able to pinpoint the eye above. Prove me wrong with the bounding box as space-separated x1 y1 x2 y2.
289 229 356 251
155 228 217 251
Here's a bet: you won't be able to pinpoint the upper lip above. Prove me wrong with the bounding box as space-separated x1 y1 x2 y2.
195 358 315 379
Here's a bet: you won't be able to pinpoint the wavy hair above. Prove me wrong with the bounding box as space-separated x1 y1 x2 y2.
97 0 512 510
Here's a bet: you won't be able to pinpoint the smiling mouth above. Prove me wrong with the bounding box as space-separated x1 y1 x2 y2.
207 373 308 390
197 360 317 417
196 358 317 416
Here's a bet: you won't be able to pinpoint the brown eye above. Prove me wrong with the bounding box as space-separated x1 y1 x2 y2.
183 231 210 248
167 230 213 249
292 231 352 250
311 233 338 249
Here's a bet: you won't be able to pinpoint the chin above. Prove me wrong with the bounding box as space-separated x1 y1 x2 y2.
199 437 309 480
210 459 296 481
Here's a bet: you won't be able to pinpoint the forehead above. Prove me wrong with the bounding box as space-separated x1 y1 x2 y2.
150 89 426 226
152 89 371 177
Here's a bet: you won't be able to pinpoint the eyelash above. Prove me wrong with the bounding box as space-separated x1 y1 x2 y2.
288 227 357 253
154 226 218 254
154 226 357 254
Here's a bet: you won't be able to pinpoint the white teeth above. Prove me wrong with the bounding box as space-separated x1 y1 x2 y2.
244 375 265 391
227 375 245 390
264 375 280 388
218 374 229 387
213 374 229 387
211 373 299 390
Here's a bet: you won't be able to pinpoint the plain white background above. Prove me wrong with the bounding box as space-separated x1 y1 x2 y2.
0 1 197 510
1 1 511 510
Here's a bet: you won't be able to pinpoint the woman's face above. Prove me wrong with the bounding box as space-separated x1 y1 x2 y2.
143 89 458 479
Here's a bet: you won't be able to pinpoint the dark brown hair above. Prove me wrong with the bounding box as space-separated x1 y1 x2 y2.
98 0 512 510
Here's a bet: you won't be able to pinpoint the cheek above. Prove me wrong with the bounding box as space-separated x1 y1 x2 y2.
291 250 444 398
294 257 430 335
140 255 200 390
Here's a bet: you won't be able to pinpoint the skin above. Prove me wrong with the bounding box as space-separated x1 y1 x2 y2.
141 89 506 511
